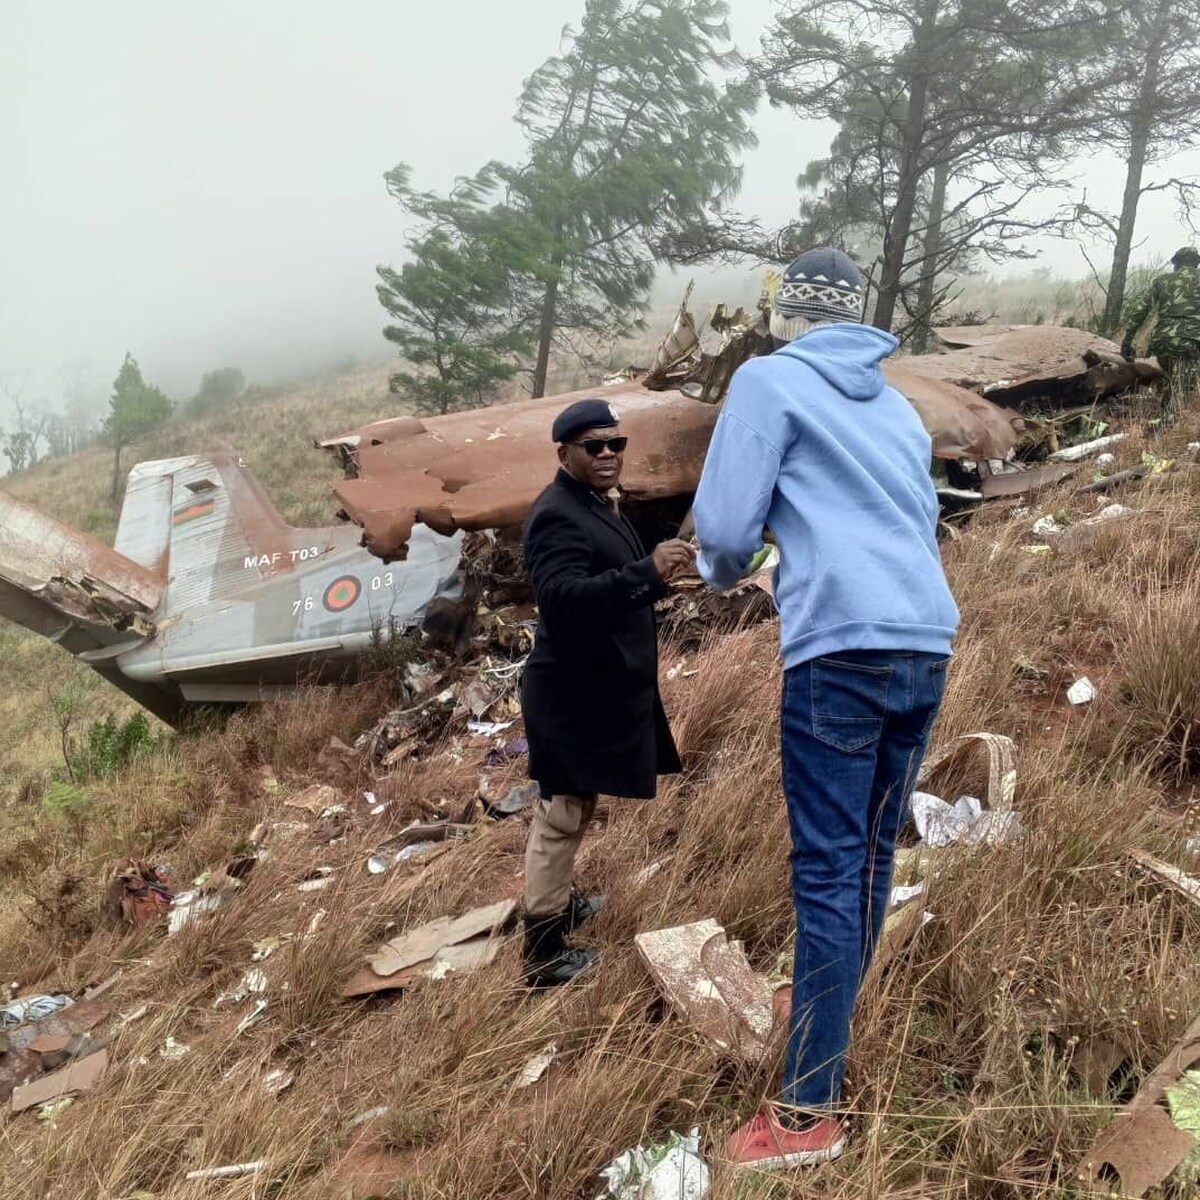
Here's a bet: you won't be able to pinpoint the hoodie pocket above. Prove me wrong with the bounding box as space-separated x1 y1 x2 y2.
810 656 894 753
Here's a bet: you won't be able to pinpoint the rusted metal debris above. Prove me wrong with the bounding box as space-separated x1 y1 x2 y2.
320 374 1022 561
0 493 161 641
1080 1011 1200 1197
0 998 110 1106
979 461 1083 500
907 325 1162 408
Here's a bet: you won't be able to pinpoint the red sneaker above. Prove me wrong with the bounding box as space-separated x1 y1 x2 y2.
725 1105 845 1171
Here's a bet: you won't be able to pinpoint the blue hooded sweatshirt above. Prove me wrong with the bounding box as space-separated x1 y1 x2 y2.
693 323 959 669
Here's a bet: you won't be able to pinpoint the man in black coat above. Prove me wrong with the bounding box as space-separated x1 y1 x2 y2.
520 398 694 987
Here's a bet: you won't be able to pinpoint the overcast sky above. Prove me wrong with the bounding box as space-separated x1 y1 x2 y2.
4 0 1199 412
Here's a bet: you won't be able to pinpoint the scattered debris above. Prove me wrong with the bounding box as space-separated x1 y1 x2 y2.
214 968 268 1008
285 783 340 814
102 859 175 928
236 999 269 1035
633 861 664 887
35 1097 74 1122
251 936 289 962
297 867 335 893
467 719 514 737
595 1128 710 1200
1129 850 1200 909
917 732 1017 813
485 736 529 767
1031 514 1065 538
167 889 225 935
1068 677 1096 706
345 1105 390 1131
1080 1011 1200 1196
118 1005 149 1028
1 994 72 1028
979 460 1082 499
160 1036 191 1061
1048 433 1127 462
11 1048 108 1113
635 919 773 1061
168 861 254 935
30 1032 103 1072
366 840 446 875
262 1068 295 1096
0 997 111 1105
184 1162 266 1181
480 779 540 820
911 792 1022 847
516 1042 558 1089
345 899 518 997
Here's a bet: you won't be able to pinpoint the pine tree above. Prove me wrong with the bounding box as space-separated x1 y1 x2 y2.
377 0 757 408
104 353 172 500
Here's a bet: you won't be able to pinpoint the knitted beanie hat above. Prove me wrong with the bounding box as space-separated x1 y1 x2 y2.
770 247 865 342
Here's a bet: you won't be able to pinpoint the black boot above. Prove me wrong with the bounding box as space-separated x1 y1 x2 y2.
564 892 606 934
523 912 598 989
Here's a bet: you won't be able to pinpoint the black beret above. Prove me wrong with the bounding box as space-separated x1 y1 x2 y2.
551 398 620 443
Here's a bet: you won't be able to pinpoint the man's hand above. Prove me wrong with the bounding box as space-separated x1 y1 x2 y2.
652 538 696 581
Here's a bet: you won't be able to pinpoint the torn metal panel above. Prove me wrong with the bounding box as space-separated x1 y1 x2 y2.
0 999 110 1105
11 1048 108 1113
635 919 774 1061
366 899 518 978
903 325 1162 408
985 348 1162 409
918 732 1017 812
901 325 1128 391
1129 850 1200 909
322 372 1022 561
0 492 163 631
979 461 1082 499
885 364 1023 462
1080 1011 1200 1197
323 385 719 561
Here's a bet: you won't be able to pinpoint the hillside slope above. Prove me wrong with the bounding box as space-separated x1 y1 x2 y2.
0 404 1199 1197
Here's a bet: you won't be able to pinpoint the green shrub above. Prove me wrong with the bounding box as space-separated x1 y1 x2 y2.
42 779 92 821
68 712 162 781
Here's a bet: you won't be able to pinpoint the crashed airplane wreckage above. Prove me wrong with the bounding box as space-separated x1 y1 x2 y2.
320 298 1160 561
0 301 1162 723
0 455 461 723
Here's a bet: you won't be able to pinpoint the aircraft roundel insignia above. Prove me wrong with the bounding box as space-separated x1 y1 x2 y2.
322 575 361 612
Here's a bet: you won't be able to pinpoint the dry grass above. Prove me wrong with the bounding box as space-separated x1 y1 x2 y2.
8 389 1200 1196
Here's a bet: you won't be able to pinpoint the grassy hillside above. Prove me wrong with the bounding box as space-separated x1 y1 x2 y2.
0 406 1198 1196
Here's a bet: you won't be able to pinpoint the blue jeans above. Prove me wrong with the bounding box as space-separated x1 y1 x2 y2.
780 650 948 1114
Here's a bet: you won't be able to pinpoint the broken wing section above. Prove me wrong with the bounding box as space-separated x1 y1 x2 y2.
319 385 718 561
0 492 162 650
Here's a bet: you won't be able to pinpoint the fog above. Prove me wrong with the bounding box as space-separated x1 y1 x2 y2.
4 0 1199 413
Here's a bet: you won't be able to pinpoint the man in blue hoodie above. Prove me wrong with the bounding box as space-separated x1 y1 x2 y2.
694 248 959 1171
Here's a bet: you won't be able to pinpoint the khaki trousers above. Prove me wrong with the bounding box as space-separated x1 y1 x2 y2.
524 794 597 917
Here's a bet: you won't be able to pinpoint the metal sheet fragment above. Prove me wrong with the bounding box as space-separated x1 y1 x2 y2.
1080 1012 1200 1197
635 919 773 1060
322 372 1021 560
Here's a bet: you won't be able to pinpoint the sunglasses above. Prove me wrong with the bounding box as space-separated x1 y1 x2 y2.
571 436 628 456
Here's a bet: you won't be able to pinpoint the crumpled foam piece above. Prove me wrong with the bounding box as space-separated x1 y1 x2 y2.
911 792 1022 848
595 1127 709 1199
